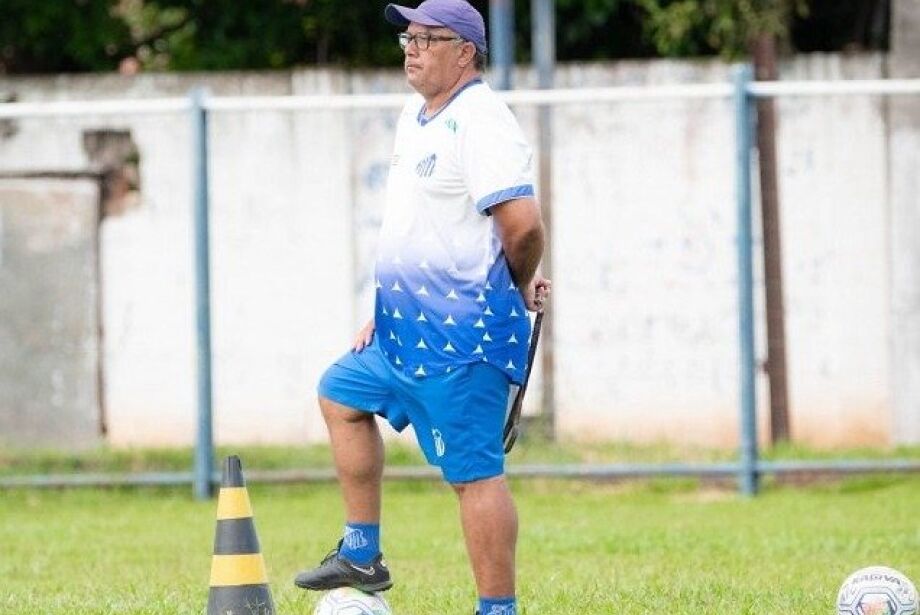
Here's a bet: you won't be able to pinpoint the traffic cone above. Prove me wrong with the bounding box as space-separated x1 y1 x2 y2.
207 455 275 615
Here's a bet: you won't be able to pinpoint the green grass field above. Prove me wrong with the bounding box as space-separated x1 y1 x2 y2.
2 445 920 614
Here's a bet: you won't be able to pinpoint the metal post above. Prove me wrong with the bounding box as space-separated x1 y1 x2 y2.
533 0 555 91
532 0 556 441
489 0 515 90
733 65 759 496
190 87 215 500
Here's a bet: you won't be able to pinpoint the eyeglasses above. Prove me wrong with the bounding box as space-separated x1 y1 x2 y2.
398 32 464 51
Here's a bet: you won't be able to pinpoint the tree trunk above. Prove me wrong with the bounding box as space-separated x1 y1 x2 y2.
750 32 791 444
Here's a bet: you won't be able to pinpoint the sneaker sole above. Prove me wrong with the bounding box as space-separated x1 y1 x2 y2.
294 579 393 592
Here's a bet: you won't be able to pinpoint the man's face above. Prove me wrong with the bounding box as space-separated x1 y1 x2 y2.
402 23 467 98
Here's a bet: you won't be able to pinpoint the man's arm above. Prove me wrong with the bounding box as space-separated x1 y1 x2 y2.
491 197 546 309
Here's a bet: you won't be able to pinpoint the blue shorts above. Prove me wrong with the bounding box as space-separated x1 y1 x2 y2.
318 335 512 484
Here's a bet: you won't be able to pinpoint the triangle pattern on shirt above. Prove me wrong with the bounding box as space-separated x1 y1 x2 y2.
473 344 484 355
419 259 430 269
510 307 519 317
508 333 518 344
416 285 430 296
375 279 383 289
473 318 485 328
415 365 426 376
443 314 456 325
505 360 516 369
391 281 403 292
446 289 459 300
417 312 428 322
483 332 493 342
389 331 397 341
485 281 493 290
484 306 494 316
416 339 428 349
443 342 456 352
476 292 486 303
395 356 403 365
393 308 403 319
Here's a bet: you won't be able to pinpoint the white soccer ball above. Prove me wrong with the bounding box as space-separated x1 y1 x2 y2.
313 587 392 615
837 566 919 615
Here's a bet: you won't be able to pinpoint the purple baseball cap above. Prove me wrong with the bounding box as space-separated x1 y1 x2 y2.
385 0 488 54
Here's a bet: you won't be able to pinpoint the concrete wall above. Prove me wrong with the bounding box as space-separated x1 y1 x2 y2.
0 178 101 448
889 0 920 443
0 53 910 449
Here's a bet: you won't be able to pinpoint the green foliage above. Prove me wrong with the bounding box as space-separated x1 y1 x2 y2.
0 0 132 73
136 0 405 71
0 0 886 74
635 0 805 59
0 0 407 73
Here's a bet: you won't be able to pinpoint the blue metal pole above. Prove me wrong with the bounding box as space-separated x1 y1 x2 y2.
733 65 759 496
190 87 215 500
532 0 557 437
489 0 515 90
532 0 555 90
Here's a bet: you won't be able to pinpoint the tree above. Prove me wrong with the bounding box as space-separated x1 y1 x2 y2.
0 0 132 73
636 0 801 444
633 0 803 58
0 0 891 74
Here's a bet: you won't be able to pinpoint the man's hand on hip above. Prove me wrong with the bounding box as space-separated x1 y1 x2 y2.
353 319 375 352
523 276 552 312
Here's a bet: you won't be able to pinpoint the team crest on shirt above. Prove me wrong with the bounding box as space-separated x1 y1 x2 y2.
415 153 437 177
445 117 458 133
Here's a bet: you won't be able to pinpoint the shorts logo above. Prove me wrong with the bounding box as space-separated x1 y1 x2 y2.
432 429 446 457
486 606 516 615
415 153 437 178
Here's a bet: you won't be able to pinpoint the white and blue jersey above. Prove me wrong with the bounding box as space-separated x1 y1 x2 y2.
374 79 535 385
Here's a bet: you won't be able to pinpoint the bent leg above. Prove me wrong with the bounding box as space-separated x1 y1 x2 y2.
453 475 518 597
320 395 384 523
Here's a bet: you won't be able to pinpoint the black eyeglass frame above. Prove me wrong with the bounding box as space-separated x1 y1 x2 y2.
398 32 466 50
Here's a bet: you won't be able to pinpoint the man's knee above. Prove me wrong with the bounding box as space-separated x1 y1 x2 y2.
450 474 506 497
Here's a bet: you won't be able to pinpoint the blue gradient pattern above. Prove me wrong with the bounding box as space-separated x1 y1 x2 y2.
375 254 531 384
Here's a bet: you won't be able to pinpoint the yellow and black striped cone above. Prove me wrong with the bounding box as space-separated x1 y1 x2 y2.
207 455 275 615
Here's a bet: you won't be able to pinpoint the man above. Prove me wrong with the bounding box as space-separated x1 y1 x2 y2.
295 1 549 613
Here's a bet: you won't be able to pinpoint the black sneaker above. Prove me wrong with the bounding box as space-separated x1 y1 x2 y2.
294 541 392 592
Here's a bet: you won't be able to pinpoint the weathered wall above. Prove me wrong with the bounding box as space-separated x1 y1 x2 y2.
0 178 101 448
888 0 920 444
0 53 909 449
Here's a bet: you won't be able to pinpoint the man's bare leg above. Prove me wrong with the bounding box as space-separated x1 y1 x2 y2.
294 397 392 591
319 396 384 522
454 475 518 597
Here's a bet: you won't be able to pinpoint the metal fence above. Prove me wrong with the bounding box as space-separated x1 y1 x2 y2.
2 66 919 497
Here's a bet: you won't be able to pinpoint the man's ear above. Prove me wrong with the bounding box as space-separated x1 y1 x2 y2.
458 41 476 68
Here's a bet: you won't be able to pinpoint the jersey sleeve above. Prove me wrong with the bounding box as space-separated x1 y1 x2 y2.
459 103 535 215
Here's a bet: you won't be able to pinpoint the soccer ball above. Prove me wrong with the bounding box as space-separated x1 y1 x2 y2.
837 566 919 615
313 587 391 615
